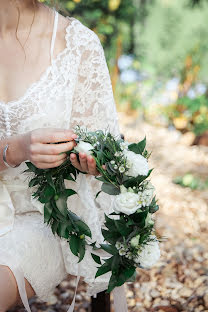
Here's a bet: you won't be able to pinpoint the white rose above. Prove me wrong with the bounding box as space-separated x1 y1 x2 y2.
74 141 94 156
135 236 160 269
124 150 149 177
114 192 140 215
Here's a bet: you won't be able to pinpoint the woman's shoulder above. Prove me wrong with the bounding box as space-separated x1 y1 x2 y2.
57 11 102 51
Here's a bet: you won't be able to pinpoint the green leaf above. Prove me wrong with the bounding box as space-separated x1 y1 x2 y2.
55 194 68 217
29 178 39 187
117 267 135 287
111 255 120 273
101 183 120 195
78 240 86 263
69 235 80 257
44 202 53 223
46 171 55 190
114 219 132 236
64 189 77 197
91 253 102 265
39 185 55 203
64 174 76 182
95 176 109 183
100 244 118 255
101 229 121 244
68 210 81 222
95 190 102 199
57 222 69 239
95 262 112 278
149 196 159 213
51 219 59 234
128 137 146 155
75 220 92 238
25 161 38 173
104 214 116 231
107 274 118 293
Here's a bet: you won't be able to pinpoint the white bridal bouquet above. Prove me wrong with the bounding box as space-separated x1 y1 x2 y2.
25 126 160 292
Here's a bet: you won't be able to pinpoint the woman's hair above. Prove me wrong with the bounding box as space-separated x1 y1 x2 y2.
14 0 63 61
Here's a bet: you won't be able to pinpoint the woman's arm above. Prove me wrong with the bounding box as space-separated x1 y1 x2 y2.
0 134 26 171
0 128 77 172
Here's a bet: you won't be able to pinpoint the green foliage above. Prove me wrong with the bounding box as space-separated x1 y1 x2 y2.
137 0 208 81
162 95 208 135
173 173 208 190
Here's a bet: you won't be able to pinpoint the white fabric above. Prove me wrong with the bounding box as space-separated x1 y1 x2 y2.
0 8 124 311
113 286 128 312
50 9 59 63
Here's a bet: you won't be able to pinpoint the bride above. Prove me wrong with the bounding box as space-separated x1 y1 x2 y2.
0 0 121 311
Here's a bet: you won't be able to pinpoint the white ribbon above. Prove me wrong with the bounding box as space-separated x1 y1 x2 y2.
113 285 128 312
0 178 29 236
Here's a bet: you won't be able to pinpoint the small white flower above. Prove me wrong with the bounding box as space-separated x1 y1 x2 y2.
119 248 127 256
114 191 141 215
130 234 140 248
114 165 118 169
145 213 154 227
110 160 115 165
120 142 129 151
126 252 133 260
124 150 149 177
74 141 94 156
135 236 160 269
119 166 125 173
114 152 120 157
115 242 123 250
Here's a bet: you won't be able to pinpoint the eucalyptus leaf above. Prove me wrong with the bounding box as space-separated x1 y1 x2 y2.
101 183 120 195
100 244 118 255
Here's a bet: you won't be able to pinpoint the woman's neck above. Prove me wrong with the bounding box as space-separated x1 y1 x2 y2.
0 0 41 36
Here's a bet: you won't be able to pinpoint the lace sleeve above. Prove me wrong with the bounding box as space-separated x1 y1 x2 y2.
70 31 121 137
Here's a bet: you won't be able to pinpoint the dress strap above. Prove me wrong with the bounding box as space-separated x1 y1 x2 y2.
50 9 59 63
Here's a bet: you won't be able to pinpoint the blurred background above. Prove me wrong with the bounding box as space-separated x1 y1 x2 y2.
15 0 208 311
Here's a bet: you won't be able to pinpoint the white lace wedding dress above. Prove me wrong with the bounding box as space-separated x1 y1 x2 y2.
0 8 121 311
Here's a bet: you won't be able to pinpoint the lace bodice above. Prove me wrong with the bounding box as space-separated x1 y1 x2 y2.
0 15 120 140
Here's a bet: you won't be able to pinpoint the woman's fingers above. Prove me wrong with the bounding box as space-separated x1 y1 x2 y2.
79 153 89 172
31 141 76 156
87 156 100 176
30 128 77 144
70 153 103 176
70 153 83 171
31 153 67 164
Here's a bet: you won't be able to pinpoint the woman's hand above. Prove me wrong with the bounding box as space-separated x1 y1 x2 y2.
70 152 101 176
22 128 77 169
